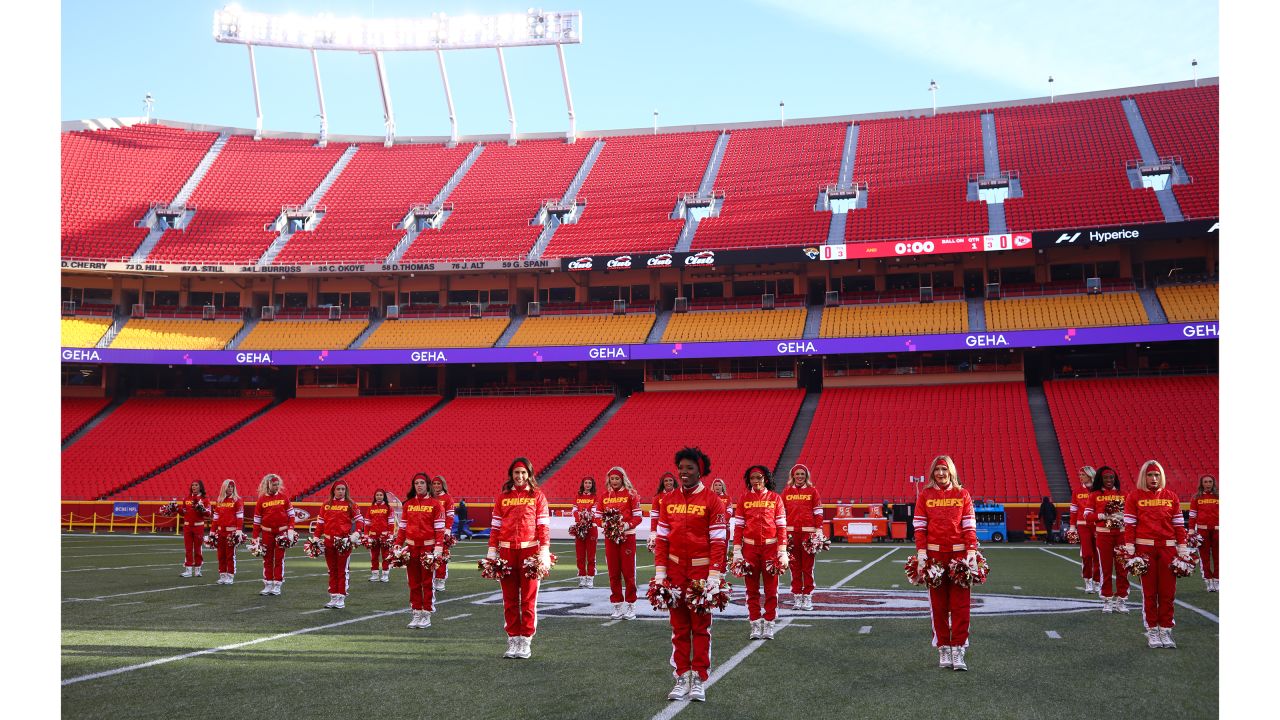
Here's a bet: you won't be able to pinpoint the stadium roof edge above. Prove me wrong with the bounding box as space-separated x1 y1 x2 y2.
62 77 1217 141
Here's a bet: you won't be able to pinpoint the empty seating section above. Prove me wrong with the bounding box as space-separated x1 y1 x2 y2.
61 125 218 260
1044 376 1217 498
331 395 614 501
62 317 113 347
845 113 987 242
691 124 844 250
1155 283 1218 322
62 397 110 442
403 140 592 261
661 308 806 343
61 397 272 499
1132 86 1218 219
796 383 1048 502
361 318 510 349
275 143 475 263
547 389 804 499
544 132 718 256
509 314 656 347
147 137 349 263
819 302 968 338
238 320 368 350
124 397 439 500
109 319 242 350
996 97 1162 231
985 292 1147 330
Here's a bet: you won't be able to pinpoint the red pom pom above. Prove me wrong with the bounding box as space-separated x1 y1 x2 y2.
522 552 557 580
302 537 325 558
802 534 831 555
946 552 990 588
905 555 947 588
685 577 732 613
1065 527 1080 544
274 532 298 549
601 509 628 544
1185 531 1204 550
728 557 753 578
646 578 677 610
1102 500 1125 531
477 556 513 580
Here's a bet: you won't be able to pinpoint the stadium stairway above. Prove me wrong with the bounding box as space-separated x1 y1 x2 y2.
1138 287 1169 324
386 144 485 264
1121 98 1185 223
1026 385 1071 503
225 315 259 349
131 133 232 263
95 315 128 348
675 132 731 253
294 395 452 500
98 396 285 500
646 309 672 343
494 315 525 347
966 297 987 332
61 396 127 451
980 112 1008 234
824 123 860 245
773 390 821 476
527 139 605 262
349 315 384 349
257 144 359 266
802 305 823 339
538 393 627 483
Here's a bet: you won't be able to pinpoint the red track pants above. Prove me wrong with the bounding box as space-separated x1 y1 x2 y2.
405 547 437 612
325 539 352 595
183 527 204 568
789 536 816 595
1095 531 1129 598
1138 544 1178 629
604 535 637 603
499 545 540 637
743 543 780 621
1198 528 1219 580
668 605 713 681
215 529 237 575
576 529 599 577
927 550 971 647
260 531 287 582
369 534 392 571
1078 526 1100 582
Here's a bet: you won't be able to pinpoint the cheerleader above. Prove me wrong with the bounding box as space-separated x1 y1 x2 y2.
572 476 600 588
486 457 551 659
710 478 733 546
1068 466 1101 593
913 455 979 671
1085 466 1130 613
211 479 244 585
364 489 395 582
1189 474 1219 592
396 473 446 629
430 475 455 591
647 472 677 552
596 467 642 619
782 463 825 610
732 465 788 640
178 481 211 577
252 473 297 596
1123 460 1191 648
315 480 363 609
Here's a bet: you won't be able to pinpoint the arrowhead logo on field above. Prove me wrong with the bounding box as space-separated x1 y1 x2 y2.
1056 232 1081 244
474 586 1101 619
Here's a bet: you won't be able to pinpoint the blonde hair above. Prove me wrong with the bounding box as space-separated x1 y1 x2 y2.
257 473 283 497
925 455 961 489
1195 474 1218 497
1138 460 1166 491
1079 466 1097 481
218 479 239 502
607 466 636 494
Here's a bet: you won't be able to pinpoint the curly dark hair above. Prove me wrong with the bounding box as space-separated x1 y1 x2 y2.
674 447 711 477
1090 466 1121 492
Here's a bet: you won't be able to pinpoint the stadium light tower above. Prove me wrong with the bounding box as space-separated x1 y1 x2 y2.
653 110 658 135
928 80 938 116
212 6 583 146
1192 58 1199 87
143 93 155 123
1048 75 1055 103
779 101 785 127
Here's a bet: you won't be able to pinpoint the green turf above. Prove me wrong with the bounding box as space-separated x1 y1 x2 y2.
61 536 1218 719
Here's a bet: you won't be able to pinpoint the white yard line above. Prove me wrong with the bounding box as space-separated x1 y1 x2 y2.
1045 630 1062 639
858 625 872 634
442 613 471 621
109 601 144 607
235 606 265 613
648 618 794 720
601 619 622 627
62 573 329 603
170 603 203 610
299 609 330 615
63 551 178 559
64 564 176 573
829 548 899 589
1038 547 1218 624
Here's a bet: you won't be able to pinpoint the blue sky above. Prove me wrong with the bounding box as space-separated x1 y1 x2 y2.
60 0 1219 137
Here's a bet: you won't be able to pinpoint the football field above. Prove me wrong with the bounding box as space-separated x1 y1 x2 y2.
61 535 1218 719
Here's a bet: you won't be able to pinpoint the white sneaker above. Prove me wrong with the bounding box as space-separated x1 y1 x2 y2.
193 567 202 577
504 636 519 658
762 620 776 640
215 573 226 584
578 576 588 588
418 611 431 628
610 602 624 620
270 581 281 596
939 646 953 668
1101 597 1114 613
1159 627 1176 648
408 610 422 628
951 646 968 671
181 567 193 578
803 594 814 610
667 671 691 700
515 636 532 659
749 619 762 640
225 574 234 585
434 579 446 591
1084 579 1094 593
381 570 390 582
1209 579 1218 592
1146 628 1161 648
324 594 337 609
792 594 803 609
687 674 706 702
260 581 272 596
334 595 345 609
1115 596 1130 613
587 575 595 588
623 602 637 620
371 571 380 582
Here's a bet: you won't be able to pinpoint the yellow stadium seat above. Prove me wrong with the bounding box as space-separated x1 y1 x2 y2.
62 317 113 348
819 301 968 338
662 308 806 343
984 292 1149 330
362 318 510 349
239 320 368 350
509 314 656 347
1155 283 1218 322
110 319 243 350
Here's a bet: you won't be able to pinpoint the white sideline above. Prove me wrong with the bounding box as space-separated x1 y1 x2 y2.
1038 547 1219 624
649 618 794 720
829 548 899 589
62 572 329 602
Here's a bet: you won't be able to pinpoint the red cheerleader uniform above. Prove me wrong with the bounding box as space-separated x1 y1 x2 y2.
316 497 363 596
433 492 455 583
1124 488 1188 630
180 494 211 570
396 496 446 613
1069 486 1101 585
364 503 394 572
733 489 787 622
597 487 643 603
212 497 244 576
914 484 978 648
489 487 551 638
782 483 824 596
1189 492 1219 581
253 492 295 584
654 482 728 683
1086 489 1130 600
573 491 599 579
